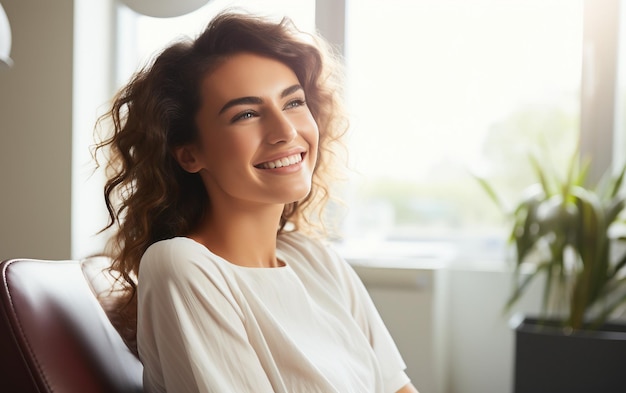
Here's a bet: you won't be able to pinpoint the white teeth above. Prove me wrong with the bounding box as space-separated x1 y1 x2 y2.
259 153 302 169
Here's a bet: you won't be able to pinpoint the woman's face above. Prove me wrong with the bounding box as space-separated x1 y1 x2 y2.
183 52 319 211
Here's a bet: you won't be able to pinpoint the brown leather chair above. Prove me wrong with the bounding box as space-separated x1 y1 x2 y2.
0 257 143 393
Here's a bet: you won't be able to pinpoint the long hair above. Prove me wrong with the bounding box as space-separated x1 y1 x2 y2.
94 11 348 353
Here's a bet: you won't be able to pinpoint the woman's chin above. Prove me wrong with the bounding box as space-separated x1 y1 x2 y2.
284 184 313 203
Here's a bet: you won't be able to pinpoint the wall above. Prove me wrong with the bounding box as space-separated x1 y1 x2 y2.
0 0 74 260
440 267 544 393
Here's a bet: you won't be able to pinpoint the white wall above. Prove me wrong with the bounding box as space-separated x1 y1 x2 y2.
0 0 74 260
440 267 544 393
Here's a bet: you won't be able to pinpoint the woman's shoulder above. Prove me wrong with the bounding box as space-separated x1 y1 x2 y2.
139 237 220 281
277 231 333 258
142 237 203 263
278 231 348 274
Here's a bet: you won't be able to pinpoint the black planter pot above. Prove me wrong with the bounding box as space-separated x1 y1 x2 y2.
513 315 626 393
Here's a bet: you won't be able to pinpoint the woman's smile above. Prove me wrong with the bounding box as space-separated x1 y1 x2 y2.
255 152 305 170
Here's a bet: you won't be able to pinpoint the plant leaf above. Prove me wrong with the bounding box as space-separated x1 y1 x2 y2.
473 174 507 213
608 164 626 199
505 261 551 313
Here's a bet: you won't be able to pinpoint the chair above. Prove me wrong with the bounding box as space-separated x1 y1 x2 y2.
0 257 143 393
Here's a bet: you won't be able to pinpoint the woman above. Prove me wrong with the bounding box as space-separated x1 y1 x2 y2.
97 11 419 393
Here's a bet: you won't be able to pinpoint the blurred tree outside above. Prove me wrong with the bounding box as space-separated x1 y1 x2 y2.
343 103 579 246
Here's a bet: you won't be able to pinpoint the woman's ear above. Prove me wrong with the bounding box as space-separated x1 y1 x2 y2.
172 145 203 173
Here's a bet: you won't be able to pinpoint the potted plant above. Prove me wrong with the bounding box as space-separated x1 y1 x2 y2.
476 151 626 393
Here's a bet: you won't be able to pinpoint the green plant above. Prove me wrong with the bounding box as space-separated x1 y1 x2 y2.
476 152 626 330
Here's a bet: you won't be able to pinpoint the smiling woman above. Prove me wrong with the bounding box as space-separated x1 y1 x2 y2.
94 11 419 393
172 53 321 251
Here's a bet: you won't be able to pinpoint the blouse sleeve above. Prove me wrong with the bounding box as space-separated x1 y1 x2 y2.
326 244 412 393
137 241 275 393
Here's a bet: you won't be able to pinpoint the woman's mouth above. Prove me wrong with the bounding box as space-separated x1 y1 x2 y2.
255 153 304 169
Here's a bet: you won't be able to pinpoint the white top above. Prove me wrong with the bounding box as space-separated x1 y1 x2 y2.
137 232 410 393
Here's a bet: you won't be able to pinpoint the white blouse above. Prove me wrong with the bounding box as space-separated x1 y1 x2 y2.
137 232 410 393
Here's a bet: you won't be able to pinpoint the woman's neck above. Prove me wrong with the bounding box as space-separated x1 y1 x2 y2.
191 204 284 268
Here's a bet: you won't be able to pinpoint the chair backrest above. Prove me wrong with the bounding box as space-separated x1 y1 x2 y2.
0 257 143 393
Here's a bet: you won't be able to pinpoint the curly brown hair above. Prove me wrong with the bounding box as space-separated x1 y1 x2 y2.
94 11 348 353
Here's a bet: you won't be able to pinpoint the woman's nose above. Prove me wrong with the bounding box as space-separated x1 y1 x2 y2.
266 110 297 144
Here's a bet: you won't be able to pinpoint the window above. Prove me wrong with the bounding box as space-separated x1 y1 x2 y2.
338 0 583 263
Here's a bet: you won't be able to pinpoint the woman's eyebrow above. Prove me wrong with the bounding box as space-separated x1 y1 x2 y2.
218 84 303 114
219 96 262 114
280 84 303 98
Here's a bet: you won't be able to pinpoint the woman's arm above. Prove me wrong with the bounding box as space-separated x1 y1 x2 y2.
320 243 419 393
396 382 420 393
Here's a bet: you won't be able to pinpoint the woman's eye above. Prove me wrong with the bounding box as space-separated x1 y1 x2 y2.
285 98 306 110
231 110 256 123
